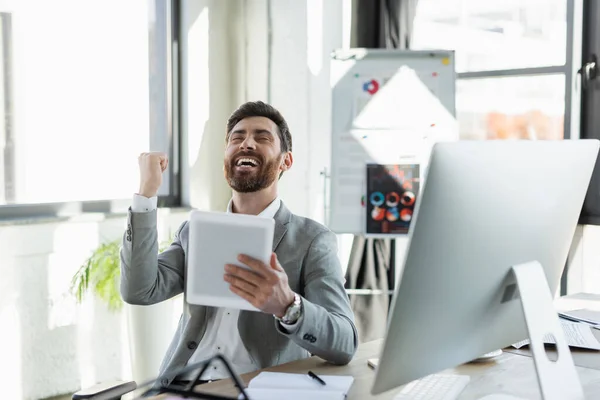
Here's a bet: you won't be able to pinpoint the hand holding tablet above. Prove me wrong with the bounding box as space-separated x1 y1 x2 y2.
224 253 295 317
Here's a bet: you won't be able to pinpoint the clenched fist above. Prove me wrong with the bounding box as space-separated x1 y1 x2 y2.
138 152 168 198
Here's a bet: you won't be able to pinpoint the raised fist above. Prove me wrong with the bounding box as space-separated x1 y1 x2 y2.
138 152 168 198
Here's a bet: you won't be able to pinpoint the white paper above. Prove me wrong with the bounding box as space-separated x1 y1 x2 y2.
248 372 354 394
352 68 452 132
240 388 346 400
512 320 600 350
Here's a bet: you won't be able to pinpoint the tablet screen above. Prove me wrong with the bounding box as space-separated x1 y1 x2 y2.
186 210 275 310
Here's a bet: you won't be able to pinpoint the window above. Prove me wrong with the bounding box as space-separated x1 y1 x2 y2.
0 0 179 214
578 0 600 225
413 0 567 73
412 0 578 141
457 75 565 140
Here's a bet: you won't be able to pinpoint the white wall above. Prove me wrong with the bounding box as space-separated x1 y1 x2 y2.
181 0 240 212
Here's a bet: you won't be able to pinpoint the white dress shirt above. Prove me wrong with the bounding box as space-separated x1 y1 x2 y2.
131 194 297 380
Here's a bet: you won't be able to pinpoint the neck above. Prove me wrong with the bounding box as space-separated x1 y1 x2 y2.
231 186 278 215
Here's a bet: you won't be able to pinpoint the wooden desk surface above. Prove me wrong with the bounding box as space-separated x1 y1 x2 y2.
142 293 600 399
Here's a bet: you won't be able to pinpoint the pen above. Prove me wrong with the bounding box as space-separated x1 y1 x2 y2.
559 314 582 324
308 370 327 386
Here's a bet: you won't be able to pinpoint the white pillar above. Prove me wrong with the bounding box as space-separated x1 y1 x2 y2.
181 0 237 211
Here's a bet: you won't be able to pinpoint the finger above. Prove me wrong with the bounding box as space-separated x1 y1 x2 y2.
270 253 284 272
224 273 258 293
238 254 275 277
151 151 167 158
225 264 265 285
229 285 256 304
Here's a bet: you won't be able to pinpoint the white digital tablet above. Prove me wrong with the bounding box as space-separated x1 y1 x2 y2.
186 210 275 311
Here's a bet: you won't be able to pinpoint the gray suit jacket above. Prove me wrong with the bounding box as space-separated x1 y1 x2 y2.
119 202 358 384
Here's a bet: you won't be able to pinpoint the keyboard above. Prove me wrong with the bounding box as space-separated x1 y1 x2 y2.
394 374 470 400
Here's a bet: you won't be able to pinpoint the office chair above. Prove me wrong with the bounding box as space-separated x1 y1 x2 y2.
71 354 249 400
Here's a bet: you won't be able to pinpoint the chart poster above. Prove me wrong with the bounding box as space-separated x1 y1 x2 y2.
365 163 420 235
353 68 444 131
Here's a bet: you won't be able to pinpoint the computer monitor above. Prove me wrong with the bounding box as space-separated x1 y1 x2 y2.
371 140 600 396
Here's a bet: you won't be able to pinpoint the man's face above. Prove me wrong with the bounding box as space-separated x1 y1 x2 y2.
224 116 287 193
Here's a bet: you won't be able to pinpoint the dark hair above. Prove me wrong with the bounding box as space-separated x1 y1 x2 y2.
226 101 292 153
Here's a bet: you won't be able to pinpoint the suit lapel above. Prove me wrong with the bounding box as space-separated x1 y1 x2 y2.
272 201 291 251
240 201 292 367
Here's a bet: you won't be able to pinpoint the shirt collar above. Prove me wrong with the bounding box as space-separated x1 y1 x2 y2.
226 197 281 219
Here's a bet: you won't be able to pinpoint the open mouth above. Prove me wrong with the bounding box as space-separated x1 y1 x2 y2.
235 157 260 169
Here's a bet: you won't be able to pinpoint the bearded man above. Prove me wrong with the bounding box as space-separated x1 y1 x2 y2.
120 101 358 387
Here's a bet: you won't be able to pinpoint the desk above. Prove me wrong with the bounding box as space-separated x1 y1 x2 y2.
144 342 600 399
143 293 600 399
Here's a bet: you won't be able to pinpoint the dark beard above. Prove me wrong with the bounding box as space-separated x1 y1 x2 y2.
224 153 281 193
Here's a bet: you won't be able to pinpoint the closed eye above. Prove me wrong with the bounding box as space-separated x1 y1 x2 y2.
255 133 272 142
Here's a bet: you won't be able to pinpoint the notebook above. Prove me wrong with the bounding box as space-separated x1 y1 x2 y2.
240 371 354 400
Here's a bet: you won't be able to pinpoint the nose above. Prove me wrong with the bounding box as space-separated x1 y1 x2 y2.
239 136 257 150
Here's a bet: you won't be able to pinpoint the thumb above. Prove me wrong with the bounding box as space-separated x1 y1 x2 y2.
160 158 168 172
270 253 283 271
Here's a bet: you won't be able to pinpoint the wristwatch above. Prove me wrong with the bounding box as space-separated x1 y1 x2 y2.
275 293 303 324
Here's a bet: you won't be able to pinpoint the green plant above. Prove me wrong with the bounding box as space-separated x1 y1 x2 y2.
71 238 171 311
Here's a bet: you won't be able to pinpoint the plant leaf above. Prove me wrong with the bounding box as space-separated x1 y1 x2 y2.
71 239 123 312
71 236 174 312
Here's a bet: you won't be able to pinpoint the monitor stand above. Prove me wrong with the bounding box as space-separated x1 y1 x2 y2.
488 261 584 400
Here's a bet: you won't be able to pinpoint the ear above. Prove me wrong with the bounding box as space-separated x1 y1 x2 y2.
280 152 293 172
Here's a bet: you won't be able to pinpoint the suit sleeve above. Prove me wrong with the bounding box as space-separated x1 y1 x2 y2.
119 208 187 305
275 230 359 364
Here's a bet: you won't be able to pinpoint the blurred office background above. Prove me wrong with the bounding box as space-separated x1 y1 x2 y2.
0 0 598 398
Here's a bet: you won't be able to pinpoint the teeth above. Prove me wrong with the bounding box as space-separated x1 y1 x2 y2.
236 158 258 166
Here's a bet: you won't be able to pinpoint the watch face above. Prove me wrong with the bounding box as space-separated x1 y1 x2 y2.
282 295 302 323
283 312 300 324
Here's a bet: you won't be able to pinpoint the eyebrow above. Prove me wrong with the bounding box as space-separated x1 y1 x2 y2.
229 128 274 136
